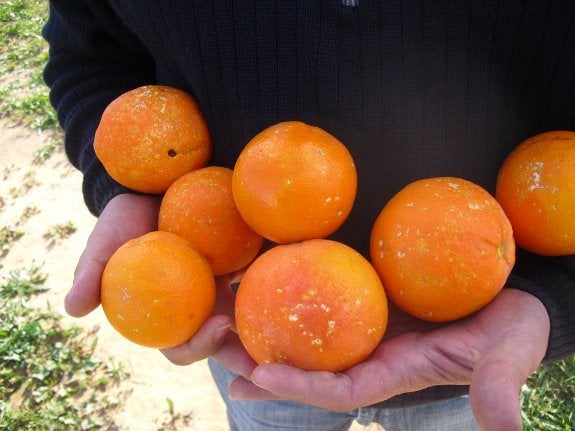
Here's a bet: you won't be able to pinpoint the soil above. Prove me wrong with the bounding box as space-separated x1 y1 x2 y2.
0 119 376 430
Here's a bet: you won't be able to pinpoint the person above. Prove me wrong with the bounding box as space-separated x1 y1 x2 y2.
43 1 575 430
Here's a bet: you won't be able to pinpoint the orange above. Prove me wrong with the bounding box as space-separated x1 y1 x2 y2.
370 177 515 322
94 85 212 194
101 230 216 348
232 121 357 244
496 130 575 256
158 166 264 276
235 239 388 372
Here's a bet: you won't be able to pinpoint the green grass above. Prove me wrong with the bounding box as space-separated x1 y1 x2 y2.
0 0 59 135
522 355 575 430
43 221 77 243
156 398 194 431
0 266 127 431
0 226 24 257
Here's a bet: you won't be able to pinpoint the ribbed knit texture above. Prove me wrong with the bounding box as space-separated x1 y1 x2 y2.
44 0 575 404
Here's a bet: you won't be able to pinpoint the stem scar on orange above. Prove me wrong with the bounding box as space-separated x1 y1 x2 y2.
496 130 575 256
158 166 264 276
231 121 357 244
94 85 212 194
370 177 515 322
235 239 388 372
101 231 216 349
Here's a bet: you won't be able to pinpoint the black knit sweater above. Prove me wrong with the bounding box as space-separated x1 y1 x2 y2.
44 0 575 405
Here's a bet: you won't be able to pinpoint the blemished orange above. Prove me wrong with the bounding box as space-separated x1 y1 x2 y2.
158 166 264 276
101 231 216 349
94 85 212 194
370 177 515 322
496 130 575 256
235 239 388 372
232 121 357 244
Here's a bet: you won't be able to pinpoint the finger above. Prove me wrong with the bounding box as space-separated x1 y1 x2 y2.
160 315 233 365
66 194 160 317
212 332 259 379
66 264 104 317
469 290 549 431
66 220 121 316
237 332 467 410
469 337 546 431
246 363 357 411
228 375 278 401
470 353 525 431
214 269 245 322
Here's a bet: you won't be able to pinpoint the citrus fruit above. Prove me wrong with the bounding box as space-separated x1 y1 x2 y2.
158 166 264 276
94 85 212 194
235 239 388 372
232 121 357 244
496 130 575 256
370 177 515 322
101 230 216 349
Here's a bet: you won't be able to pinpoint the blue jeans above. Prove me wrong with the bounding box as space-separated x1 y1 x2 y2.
208 359 480 431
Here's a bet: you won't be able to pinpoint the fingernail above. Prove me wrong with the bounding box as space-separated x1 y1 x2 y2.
228 379 240 399
213 323 231 343
250 367 269 389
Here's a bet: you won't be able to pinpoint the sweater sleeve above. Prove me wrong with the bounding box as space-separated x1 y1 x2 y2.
507 249 575 363
42 0 156 216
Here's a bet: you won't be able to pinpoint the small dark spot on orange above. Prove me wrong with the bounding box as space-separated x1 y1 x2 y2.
168 149 177 158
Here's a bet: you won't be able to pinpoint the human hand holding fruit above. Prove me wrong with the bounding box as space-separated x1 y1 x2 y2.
66 193 161 317
66 193 245 363
68 86 263 372
224 170 548 431
226 288 549 431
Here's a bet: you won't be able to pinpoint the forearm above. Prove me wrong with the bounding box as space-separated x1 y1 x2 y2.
43 0 155 215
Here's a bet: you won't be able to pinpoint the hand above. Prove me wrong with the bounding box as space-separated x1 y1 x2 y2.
227 288 550 431
161 243 275 368
67 193 241 363
160 270 256 372
66 193 161 316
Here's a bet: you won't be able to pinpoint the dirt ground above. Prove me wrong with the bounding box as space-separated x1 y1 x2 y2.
0 119 229 430
0 120 376 430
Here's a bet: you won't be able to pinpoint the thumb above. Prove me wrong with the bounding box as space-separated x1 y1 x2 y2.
468 290 549 431
66 219 121 316
66 194 160 317
470 352 523 430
